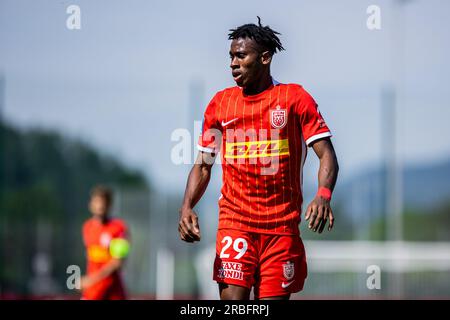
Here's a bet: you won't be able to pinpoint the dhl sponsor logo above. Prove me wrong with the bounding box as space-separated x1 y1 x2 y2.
224 139 289 159
87 245 110 263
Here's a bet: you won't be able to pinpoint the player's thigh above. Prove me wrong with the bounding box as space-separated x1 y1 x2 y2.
105 282 126 300
213 229 258 296
255 235 307 299
219 282 251 300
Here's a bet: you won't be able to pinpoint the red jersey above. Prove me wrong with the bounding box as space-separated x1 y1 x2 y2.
198 80 332 235
82 217 128 299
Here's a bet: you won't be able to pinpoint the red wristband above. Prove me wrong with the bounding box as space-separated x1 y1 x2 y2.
317 187 332 201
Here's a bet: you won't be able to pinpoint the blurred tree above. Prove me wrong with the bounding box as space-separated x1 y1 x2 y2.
368 202 450 242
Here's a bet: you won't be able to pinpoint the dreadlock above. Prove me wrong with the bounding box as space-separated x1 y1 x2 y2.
228 16 285 55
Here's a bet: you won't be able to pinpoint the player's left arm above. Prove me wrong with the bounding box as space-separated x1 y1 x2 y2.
81 259 124 290
305 138 339 233
81 237 130 290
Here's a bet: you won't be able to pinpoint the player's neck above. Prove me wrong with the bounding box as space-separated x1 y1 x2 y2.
243 73 272 96
93 215 110 225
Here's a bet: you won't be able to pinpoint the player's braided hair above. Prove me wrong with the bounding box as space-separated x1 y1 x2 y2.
228 16 285 55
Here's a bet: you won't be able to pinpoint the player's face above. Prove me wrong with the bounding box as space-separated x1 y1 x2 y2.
229 38 265 88
89 195 110 219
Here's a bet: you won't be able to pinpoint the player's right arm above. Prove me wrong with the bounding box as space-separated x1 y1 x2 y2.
178 151 216 243
179 91 222 243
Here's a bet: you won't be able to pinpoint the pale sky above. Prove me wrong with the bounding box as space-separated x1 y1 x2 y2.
1 0 449 191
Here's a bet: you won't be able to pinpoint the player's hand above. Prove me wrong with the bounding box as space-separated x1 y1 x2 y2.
305 196 335 233
178 207 201 243
80 275 95 290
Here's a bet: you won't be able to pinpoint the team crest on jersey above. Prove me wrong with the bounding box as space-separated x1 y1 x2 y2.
283 261 295 280
100 232 112 247
270 106 287 129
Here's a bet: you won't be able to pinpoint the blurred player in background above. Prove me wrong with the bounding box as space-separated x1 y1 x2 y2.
178 17 339 300
80 185 130 300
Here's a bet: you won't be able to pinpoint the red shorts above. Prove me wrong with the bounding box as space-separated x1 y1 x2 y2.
213 228 307 299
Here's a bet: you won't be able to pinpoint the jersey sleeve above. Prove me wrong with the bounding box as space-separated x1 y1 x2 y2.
197 93 222 153
296 87 332 146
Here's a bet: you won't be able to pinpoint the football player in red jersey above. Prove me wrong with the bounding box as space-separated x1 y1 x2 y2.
80 185 130 300
178 17 339 300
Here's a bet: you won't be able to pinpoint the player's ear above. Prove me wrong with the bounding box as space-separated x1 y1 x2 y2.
260 51 272 65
